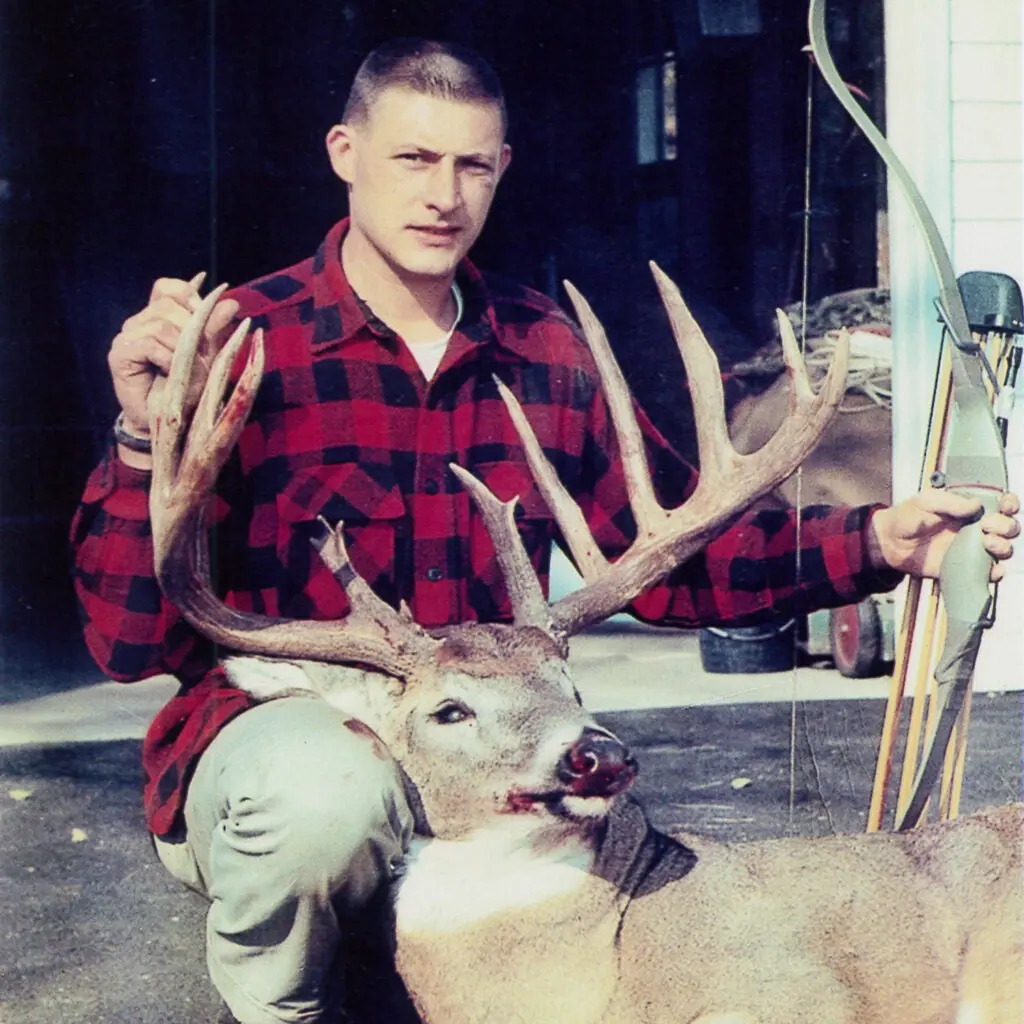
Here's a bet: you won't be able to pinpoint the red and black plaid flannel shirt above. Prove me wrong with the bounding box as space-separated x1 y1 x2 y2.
70 218 899 838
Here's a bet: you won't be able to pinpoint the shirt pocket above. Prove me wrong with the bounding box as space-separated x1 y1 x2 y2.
465 460 554 618
275 462 407 617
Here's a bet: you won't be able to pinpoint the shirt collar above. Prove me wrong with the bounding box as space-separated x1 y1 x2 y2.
310 218 508 359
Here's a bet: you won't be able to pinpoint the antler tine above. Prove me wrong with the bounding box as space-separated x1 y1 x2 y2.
150 291 439 681
492 376 608 581
547 266 849 637
448 464 554 633
149 285 229 513
776 306 826 407
313 516 442 637
183 315 253 463
648 263 737 483
563 281 667 537
160 284 231 440
151 324 263 569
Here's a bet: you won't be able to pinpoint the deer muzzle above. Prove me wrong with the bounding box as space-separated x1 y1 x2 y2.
557 728 638 798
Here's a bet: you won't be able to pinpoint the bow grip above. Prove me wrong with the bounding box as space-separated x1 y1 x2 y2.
937 487 1000 628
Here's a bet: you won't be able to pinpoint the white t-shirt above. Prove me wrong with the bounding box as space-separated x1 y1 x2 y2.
408 283 464 381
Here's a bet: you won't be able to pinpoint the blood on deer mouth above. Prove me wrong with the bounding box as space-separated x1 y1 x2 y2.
504 769 637 819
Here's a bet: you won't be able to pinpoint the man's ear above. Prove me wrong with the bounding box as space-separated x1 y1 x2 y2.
326 124 357 185
496 143 512 183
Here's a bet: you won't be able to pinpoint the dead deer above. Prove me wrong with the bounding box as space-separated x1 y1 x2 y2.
149 266 1022 1024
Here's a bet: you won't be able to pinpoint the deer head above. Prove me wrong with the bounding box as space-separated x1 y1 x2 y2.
148 269 848 842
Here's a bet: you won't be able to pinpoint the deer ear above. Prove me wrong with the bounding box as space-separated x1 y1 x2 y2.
222 655 318 700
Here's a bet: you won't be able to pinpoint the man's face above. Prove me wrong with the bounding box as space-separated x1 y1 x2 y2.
328 87 511 283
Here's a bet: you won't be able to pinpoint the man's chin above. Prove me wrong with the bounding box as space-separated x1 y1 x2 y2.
398 253 465 282
391 234 474 280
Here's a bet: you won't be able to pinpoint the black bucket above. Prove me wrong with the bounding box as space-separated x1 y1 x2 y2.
698 619 797 674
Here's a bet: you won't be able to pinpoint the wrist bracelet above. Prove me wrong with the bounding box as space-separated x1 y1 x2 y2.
113 411 153 454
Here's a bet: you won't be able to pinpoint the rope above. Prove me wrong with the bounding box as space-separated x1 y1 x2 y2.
802 331 892 411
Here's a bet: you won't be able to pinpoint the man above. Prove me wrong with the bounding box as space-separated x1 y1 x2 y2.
72 38 1018 1024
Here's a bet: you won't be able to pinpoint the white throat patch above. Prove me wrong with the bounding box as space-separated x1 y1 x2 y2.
395 822 594 936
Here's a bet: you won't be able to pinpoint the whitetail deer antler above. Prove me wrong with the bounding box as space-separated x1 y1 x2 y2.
148 290 439 680
448 464 556 637
455 262 850 639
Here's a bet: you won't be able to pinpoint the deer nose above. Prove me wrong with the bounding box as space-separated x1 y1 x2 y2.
557 729 638 797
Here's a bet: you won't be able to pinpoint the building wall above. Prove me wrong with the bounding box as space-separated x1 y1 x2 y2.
886 0 1023 684
961 0 1024 684
949 0 1022 281
887 0 1022 493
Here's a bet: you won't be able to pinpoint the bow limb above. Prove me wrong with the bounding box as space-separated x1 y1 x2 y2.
808 0 1007 830
894 522 996 830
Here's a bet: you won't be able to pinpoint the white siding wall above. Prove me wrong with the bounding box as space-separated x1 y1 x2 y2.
951 1 1023 686
885 0 954 499
949 0 1022 280
886 0 1023 685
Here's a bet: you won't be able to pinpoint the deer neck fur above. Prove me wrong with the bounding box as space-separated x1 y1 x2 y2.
392 797 700 1024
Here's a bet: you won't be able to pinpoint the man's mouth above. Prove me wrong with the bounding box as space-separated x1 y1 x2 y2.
409 225 462 245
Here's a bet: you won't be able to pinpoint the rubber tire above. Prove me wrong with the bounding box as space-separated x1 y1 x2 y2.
698 619 797 674
829 599 883 678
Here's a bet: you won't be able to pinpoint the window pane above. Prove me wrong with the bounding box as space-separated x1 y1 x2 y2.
636 64 659 165
662 58 677 161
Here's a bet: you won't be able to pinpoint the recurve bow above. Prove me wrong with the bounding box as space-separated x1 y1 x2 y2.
807 0 1008 831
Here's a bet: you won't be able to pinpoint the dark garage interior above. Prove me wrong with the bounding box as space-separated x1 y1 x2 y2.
0 0 883 694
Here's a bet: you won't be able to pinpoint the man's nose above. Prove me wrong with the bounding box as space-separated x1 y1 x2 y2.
424 160 461 212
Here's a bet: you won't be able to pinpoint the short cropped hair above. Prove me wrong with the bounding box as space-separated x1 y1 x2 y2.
342 39 507 136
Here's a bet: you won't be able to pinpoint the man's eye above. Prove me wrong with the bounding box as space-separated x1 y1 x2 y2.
431 701 474 725
397 153 425 164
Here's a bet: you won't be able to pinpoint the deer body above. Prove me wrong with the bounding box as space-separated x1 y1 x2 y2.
223 649 1023 1024
394 798 1022 1024
152 271 1021 1023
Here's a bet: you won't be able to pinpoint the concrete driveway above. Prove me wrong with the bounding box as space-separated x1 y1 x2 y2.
2 623 1020 1023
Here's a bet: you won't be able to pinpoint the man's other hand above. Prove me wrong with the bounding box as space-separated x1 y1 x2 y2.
869 489 1020 581
108 272 240 436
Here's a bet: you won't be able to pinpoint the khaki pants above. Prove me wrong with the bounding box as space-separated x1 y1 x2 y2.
154 697 414 1024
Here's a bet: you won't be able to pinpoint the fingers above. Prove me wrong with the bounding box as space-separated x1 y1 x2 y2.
981 493 1019 576
980 507 1019 565
145 277 238 352
997 491 1020 516
149 273 206 310
111 274 237 429
911 487 984 523
982 532 1014 561
119 296 196 346
204 296 242 351
980 509 1020 538
120 336 176 377
121 277 207 354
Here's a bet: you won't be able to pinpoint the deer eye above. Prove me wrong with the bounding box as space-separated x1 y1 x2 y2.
431 701 474 725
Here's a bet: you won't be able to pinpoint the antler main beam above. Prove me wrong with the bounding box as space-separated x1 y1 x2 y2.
472 263 850 639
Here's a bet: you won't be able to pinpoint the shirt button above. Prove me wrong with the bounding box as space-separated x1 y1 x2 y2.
426 567 444 582
423 478 440 495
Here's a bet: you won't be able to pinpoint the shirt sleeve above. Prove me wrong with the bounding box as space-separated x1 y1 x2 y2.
69 437 216 682
569 371 903 629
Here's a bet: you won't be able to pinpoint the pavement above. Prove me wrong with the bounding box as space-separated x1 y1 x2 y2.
1 615 1022 1024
